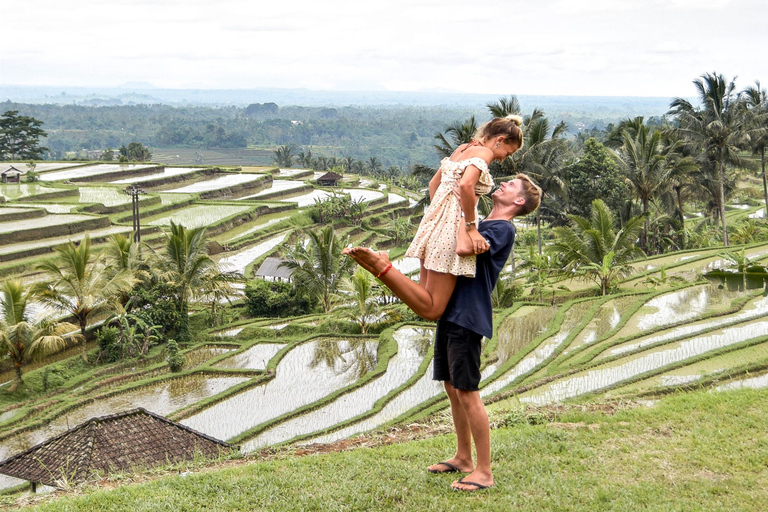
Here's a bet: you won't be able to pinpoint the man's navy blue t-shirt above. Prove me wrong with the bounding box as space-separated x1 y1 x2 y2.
441 220 516 339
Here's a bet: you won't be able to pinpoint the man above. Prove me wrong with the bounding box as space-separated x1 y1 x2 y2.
344 174 541 491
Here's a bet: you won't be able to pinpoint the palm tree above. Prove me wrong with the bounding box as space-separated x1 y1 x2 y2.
550 199 645 295
741 81 768 215
154 221 217 340
434 117 478 158
487 96 522 118
367 156 382 175
280 225 353 314
35 236 135 342
103 233 150 304
612 119 672 251
340 269 381 334
298 149 313 169
1 279 78 390
273 145 295 167
669 72 753 246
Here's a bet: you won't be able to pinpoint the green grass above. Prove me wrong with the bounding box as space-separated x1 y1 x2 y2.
9 387 768 511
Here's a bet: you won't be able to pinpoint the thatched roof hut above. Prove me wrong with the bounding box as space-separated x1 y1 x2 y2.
0 408 231 490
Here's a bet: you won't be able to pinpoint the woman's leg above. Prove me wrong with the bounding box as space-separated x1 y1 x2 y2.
343 248 456 321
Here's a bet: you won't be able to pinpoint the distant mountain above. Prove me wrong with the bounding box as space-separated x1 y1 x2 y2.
0 84 684 120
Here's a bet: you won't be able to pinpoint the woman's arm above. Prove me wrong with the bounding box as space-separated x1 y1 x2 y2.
456 164 488 254
428 167 442 202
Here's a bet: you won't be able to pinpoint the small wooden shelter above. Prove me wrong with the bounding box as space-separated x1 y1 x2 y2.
1 166 24 183
254 257 295 282
0 408 232 490
316 171 343 187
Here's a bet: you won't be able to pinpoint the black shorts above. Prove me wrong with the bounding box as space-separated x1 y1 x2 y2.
433 320 483 391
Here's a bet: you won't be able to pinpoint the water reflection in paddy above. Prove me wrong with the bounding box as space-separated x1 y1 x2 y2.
242 327 431 451
516 317 768 405
214 343 286 370
604 295 768 358
181 339 376 441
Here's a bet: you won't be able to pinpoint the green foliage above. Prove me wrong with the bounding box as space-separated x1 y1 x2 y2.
281 225 354 313
128 281 182 342
166 339 184 372
550 199 646 295
24 170 40 182
119 142 152 162
0 110 48 159
565 138 631 220
244 279 316 317
96 326 121 363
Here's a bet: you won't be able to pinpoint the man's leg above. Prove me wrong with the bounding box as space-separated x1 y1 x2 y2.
427 382 474 473
452 389 494 490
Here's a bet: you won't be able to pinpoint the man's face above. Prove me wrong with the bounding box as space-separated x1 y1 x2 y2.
493 178 524 206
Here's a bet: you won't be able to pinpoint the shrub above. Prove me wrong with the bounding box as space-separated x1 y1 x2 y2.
245 279 316 317
166 339 184 372
96 326 121 363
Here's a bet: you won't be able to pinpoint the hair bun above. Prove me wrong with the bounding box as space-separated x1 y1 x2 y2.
505 114 524 126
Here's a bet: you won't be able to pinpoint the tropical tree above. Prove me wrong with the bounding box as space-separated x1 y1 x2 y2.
434 117 478 157
280 225 353 313
0 110 48 160
741 81 768 214
1 279 78 390
298 149 313 168
340 269 381 334
35 236 135 343
669 72 754 246
273 145 295 167
550 199 645 295
611 118 678 251
367 156 382 175
153 222 219 340
119 142 152 162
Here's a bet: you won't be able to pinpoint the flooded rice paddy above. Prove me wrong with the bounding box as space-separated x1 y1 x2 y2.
163 173 264 194
111 167 204 184
39 164 157 182
241 327 431 450
213 343 286 370
238 180 306 199
0 214 100 234
216 232 289 274
146 204 252 229
180 338 377 442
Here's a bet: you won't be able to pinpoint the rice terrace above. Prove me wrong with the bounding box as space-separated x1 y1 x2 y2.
1 83 768 510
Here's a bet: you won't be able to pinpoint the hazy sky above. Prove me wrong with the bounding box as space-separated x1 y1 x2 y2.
1 0 765 97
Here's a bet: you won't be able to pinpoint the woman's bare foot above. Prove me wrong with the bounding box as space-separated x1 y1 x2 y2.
342 247 390 277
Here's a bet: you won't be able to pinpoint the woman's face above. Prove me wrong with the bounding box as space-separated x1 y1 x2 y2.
492 139 519 162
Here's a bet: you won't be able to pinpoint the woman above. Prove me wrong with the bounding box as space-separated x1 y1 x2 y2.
344 115 524 320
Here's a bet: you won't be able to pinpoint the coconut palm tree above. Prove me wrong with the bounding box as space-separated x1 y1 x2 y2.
434 117 478 158
340 268 381 334
273 145 295 167
1 279 78 390
281 225 353 314
669 72 753 246
741 81 768 214
612 120 673 251
550 199 645 295
154 221 218 340
35 236 135 342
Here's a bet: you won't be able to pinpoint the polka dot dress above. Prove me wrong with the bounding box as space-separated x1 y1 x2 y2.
405 157 494 277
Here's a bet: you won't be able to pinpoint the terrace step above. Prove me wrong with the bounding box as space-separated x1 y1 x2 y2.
0 213 111 245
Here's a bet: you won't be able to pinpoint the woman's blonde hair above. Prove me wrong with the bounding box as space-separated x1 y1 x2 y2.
475 115 525 150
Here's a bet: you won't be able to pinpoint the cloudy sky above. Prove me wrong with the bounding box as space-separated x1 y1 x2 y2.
2 0 765 97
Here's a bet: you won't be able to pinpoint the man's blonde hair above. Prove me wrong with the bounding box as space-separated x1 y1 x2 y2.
515 173 542 216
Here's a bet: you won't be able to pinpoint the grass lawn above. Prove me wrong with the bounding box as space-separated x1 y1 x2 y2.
9 387 768 511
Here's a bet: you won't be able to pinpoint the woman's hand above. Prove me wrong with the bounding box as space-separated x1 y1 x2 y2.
467 226 490 254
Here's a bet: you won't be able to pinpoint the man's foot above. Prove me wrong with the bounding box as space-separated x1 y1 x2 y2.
342 247 390 276
427 460 472 474
451 471 494 491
